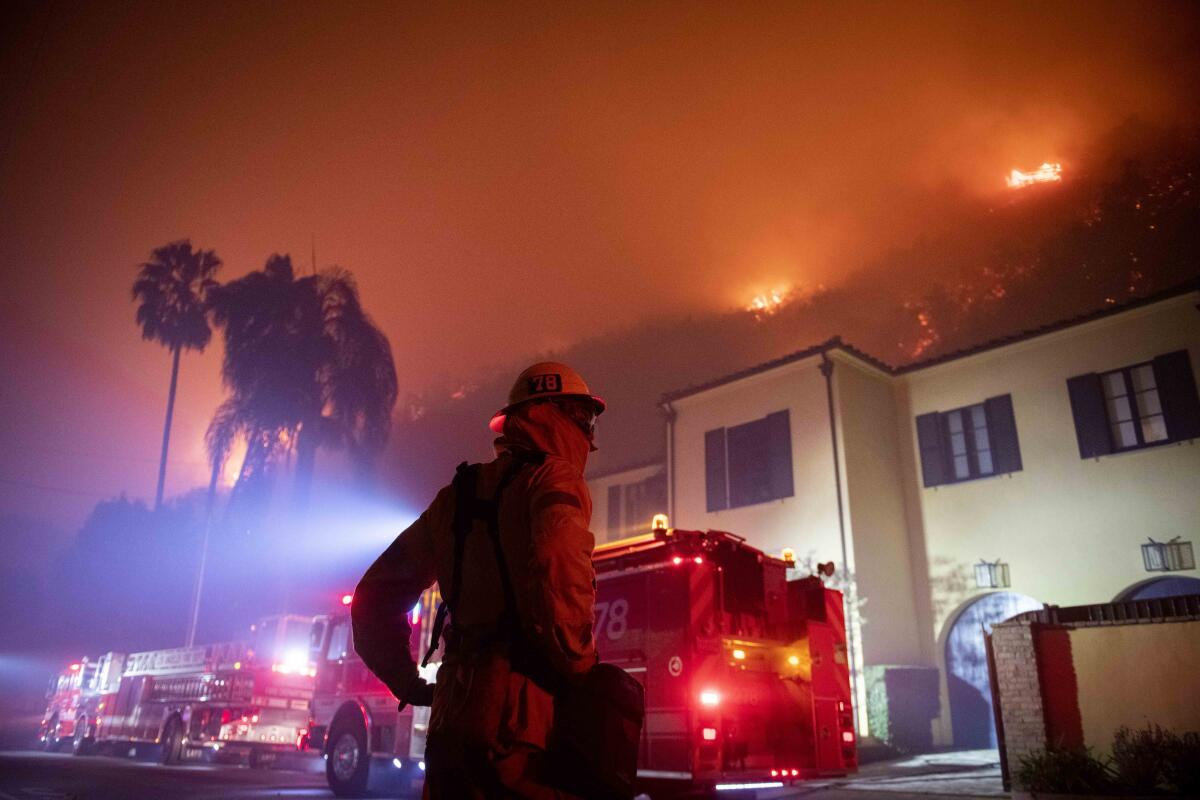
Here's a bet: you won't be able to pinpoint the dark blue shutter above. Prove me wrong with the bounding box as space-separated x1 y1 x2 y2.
765 410 794 500
915 412 949 487
705 428 728 512
984 394 1023 474
1066 373 1113 459
1152 350 1200 442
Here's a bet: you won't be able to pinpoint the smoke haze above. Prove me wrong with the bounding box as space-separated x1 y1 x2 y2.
2 1 1199 532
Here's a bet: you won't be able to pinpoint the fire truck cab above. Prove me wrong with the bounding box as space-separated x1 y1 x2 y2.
41 615 316 767
593 525 857 795
307 589 440 798
40 659 94 752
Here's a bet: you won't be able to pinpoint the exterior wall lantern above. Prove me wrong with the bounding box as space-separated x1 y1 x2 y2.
1141 537 1196 572
974 559 1011 589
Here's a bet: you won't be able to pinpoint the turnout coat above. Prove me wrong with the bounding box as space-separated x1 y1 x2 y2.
352 402 598 797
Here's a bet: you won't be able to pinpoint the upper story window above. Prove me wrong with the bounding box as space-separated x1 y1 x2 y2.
606 471 667 542
915 394 1022 488
705 410 794 511
1101 363 1167 449
1067 349 1200 459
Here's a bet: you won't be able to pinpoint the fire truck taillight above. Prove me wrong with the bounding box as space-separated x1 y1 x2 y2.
732 649 746 660
693 556 704 564
341 594 353 606
701 727 717 741
672 556 683 565
699 689 720 707
787 655 800 666
842 730 855 743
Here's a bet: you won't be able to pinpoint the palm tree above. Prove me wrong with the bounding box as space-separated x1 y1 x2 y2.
205 254 397 510
132 240 222 510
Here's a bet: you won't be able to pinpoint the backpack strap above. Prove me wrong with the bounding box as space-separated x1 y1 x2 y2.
422 461 475 668
421 451 544 668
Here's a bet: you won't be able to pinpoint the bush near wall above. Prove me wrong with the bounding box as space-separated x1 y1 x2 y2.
1016 725 1200 796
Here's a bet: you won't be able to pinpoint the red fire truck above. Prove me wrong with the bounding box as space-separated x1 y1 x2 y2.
593 525 857 794
39 615 316 767
307 589 441 797
309 524 854 797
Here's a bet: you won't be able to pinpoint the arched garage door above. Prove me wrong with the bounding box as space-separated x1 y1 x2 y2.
1119 576 1200 600
945 591 1042 749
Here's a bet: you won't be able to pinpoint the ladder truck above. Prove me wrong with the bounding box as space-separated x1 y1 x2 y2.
40 615 316 767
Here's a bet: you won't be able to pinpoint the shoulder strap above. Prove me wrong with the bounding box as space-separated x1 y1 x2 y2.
421 453 542 667
422 461 476 668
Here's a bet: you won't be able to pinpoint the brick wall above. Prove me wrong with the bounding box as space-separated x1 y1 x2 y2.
990 621 1044 779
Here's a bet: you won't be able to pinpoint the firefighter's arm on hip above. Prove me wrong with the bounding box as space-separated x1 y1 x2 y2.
351 501 439 702
527 462 598 677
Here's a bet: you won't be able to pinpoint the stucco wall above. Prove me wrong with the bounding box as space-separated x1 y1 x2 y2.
1069 620 1200 754
834 354 924 666
903 295 1200 640
670 356 843 564
586 463 664 542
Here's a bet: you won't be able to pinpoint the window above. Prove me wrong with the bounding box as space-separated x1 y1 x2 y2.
705 410 793 511
916 394 1022 488
1067 350 1200 458
1102 363 1167 449
605 471 666 541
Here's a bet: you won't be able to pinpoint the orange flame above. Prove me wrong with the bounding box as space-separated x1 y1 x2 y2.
1006 162 1062 189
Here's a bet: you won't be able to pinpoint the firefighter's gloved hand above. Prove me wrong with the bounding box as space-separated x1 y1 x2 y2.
398 676 434 710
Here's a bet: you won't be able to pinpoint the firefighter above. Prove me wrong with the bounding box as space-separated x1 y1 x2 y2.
352 361 603 798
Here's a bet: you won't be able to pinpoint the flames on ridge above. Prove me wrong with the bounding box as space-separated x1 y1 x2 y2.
1006 162 1063 189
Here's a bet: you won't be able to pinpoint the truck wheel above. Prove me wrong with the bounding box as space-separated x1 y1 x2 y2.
42 715 60 751
159 716 184 765
326 714 370 797
71 716 92 756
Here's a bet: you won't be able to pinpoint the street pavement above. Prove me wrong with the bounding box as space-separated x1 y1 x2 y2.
0 749 1005 799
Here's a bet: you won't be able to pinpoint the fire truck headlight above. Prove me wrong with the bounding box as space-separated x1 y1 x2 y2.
393 758 403 769
699 689 720 707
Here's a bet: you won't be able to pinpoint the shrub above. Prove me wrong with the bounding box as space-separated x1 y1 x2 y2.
1015 747 1115 795
1111 724 1171 792
1162 731 1200 795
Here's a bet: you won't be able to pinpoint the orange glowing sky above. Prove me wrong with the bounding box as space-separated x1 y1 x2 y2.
2 1 1199 527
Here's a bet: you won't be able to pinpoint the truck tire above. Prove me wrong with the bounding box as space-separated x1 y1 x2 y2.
71 715 92 756
159 716 184 765
326 713 370 797
42 715 60 751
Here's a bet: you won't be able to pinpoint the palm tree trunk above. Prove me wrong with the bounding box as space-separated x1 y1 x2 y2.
154 346 182 510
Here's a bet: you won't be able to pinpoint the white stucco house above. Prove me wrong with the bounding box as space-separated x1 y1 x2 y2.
588 284 1200 749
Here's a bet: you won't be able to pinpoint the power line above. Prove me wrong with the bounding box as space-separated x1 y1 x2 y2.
0 475 125 498
39 444 209 468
